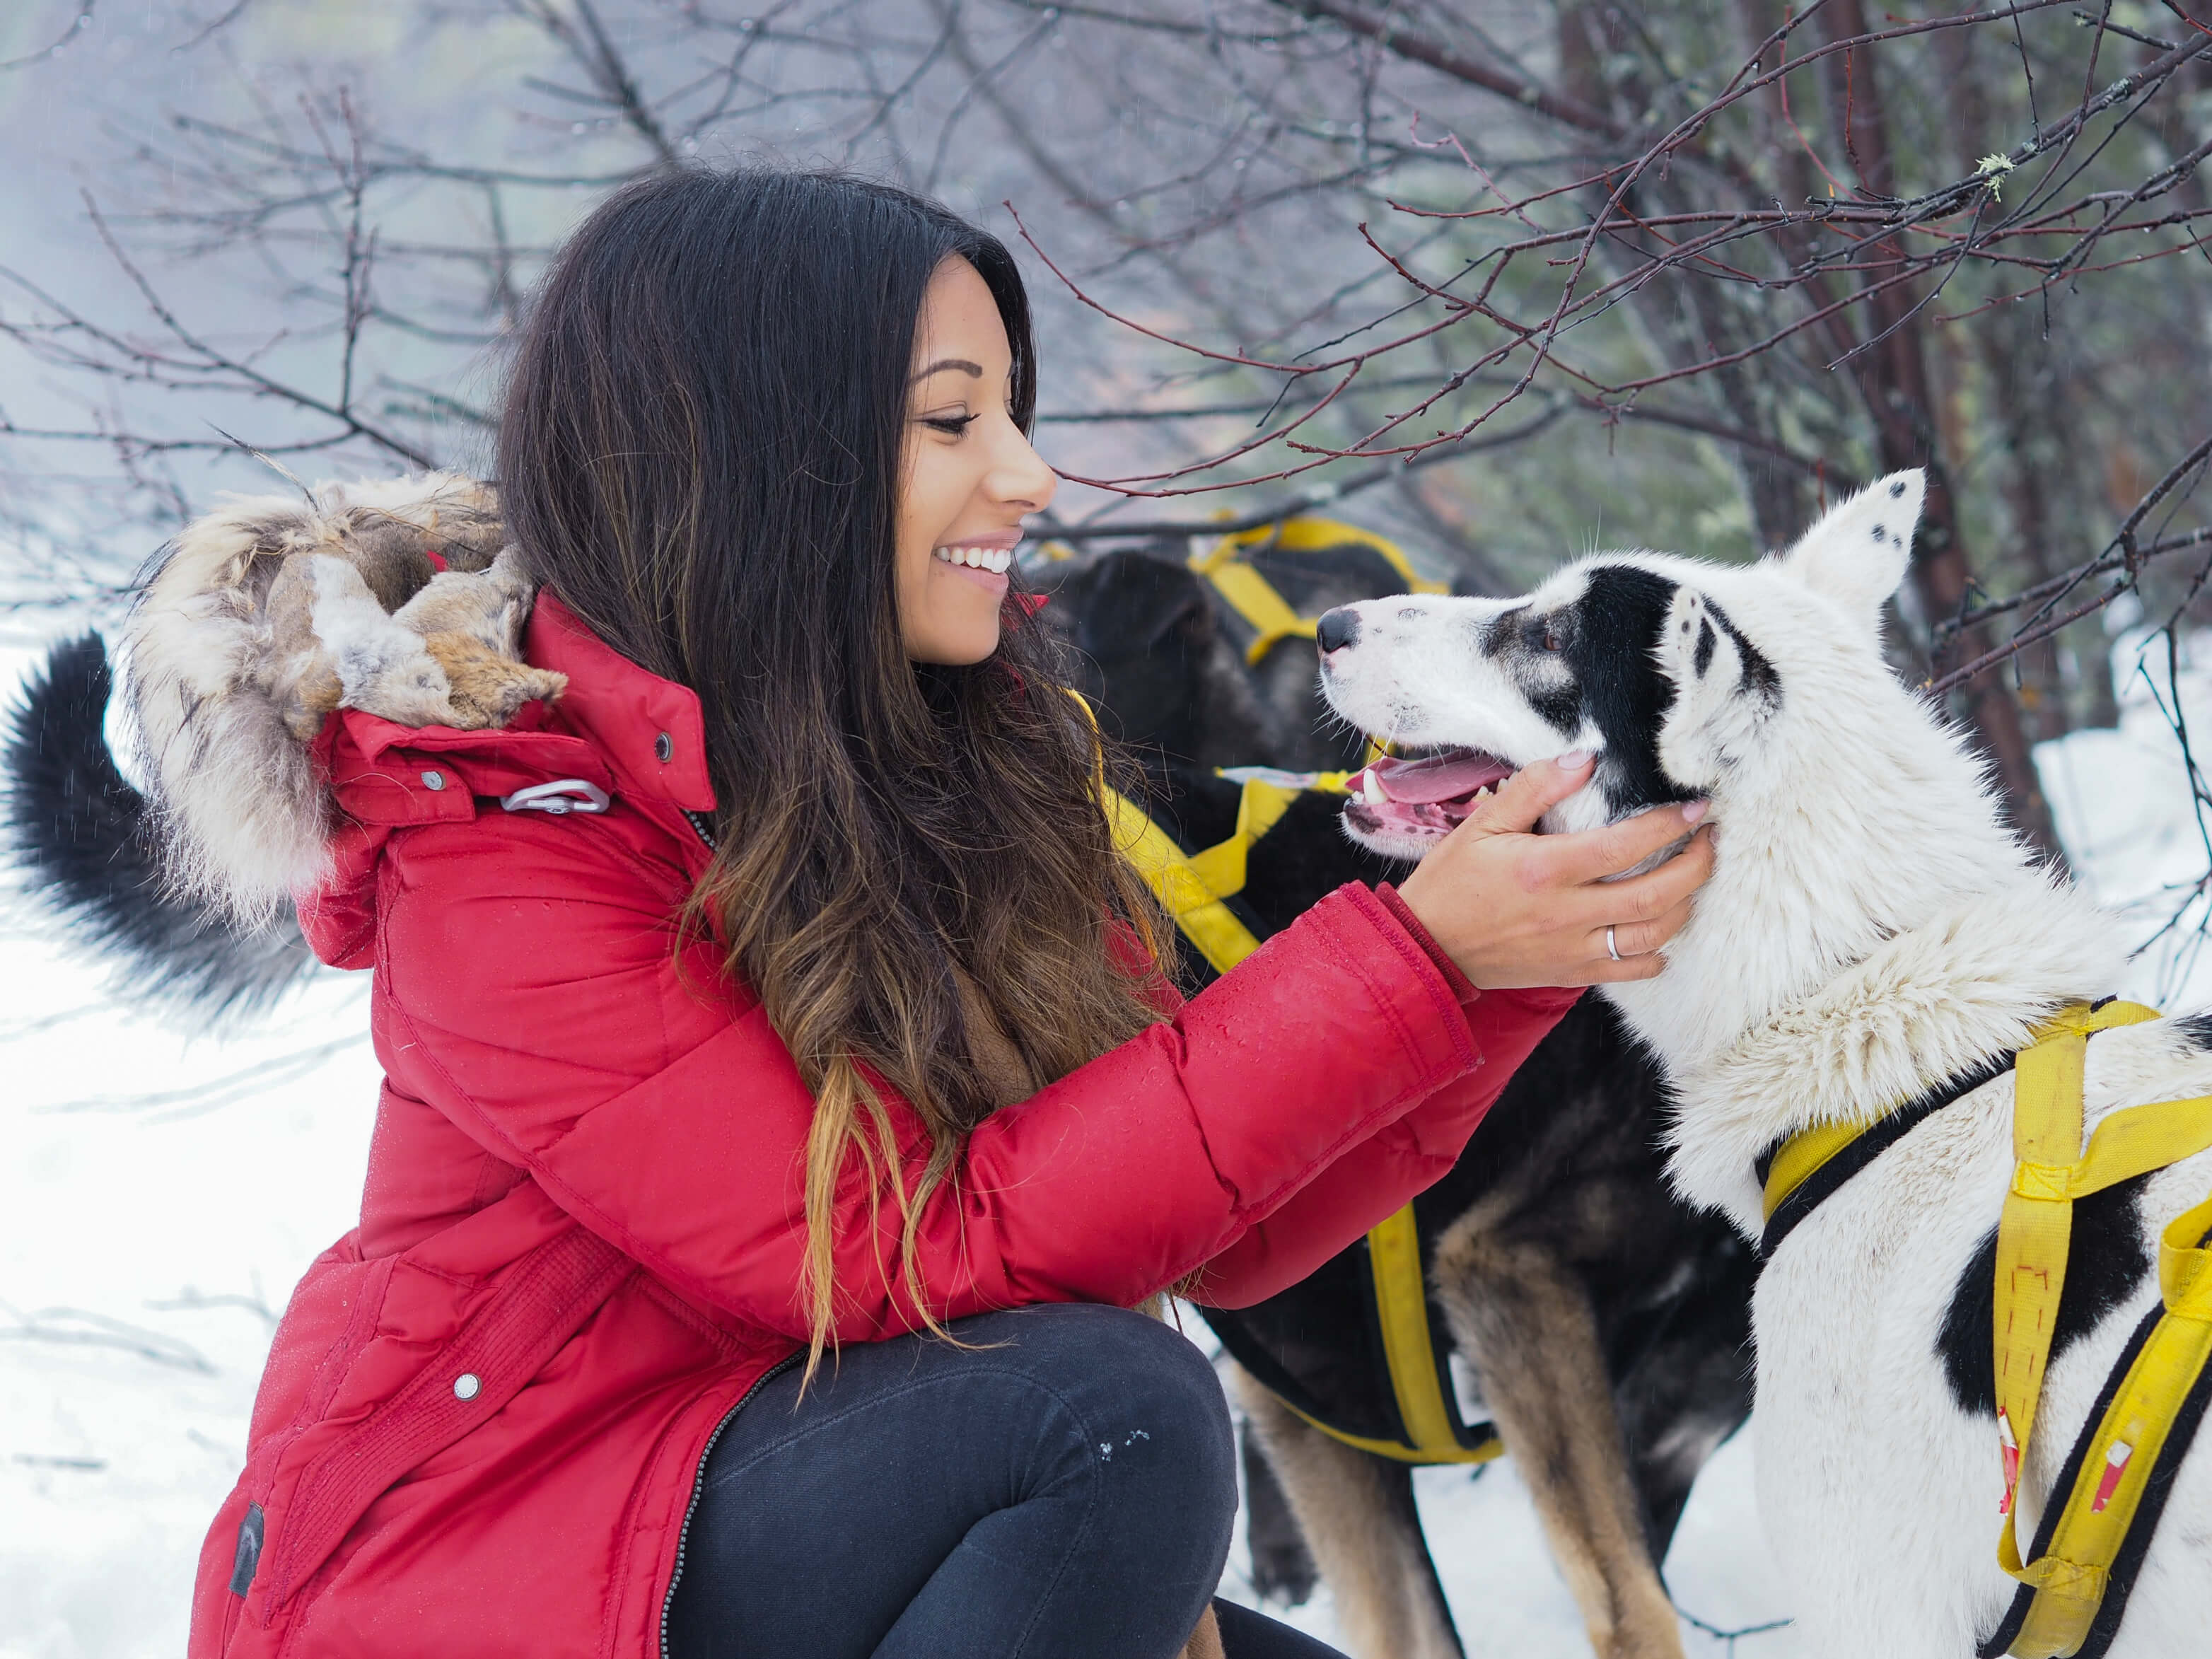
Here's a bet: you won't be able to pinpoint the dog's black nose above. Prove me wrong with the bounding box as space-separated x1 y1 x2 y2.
1315 607 1360 654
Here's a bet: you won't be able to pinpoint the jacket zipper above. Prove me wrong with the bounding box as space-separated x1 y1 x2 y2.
659 1351 800 1658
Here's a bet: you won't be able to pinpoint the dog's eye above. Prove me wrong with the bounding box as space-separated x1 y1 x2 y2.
1542 623 1561 652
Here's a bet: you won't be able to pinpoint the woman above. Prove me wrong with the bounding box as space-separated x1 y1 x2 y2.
168 168 1712 1659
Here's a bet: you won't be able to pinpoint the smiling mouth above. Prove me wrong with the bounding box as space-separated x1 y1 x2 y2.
1341 746 1515 842
933 542 1016 574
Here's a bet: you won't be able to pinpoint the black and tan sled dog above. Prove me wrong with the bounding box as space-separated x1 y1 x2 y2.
1040 539 1757 1659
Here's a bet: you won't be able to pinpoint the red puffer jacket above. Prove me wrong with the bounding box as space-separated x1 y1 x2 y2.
182 593 1576 1659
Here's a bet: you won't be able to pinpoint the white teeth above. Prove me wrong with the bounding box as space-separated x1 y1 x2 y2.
1360 769 1387 805
933 544 1013 573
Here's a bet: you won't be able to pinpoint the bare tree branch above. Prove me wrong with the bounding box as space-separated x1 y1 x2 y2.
0 1 95 74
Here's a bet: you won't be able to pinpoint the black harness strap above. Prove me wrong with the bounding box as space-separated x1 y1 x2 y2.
1757 1052 2019 1258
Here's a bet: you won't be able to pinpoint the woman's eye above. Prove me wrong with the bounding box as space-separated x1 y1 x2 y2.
920 413 978 436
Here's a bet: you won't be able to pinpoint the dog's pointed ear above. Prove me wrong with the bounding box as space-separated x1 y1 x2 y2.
1777 470 1922 624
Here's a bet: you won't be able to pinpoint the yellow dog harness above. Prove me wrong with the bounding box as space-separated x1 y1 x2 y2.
1189 517 1450 666
1759 1001 2212 1658
1055 508 1477 1467
1037 514 1450 666
1097 754 1500 1466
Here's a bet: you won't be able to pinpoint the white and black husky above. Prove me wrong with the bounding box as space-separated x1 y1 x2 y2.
1316 472 2212 1658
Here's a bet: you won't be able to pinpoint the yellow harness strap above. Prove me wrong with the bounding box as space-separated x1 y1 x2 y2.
1191 516 1449 666
1098 782 1271 978
1110 772 1499 1464
1991 1003 2212 1656
1074 696 1496 1465
1069 689 1353 975
1996 1194 2212 1656
1995 1001 2165 1503
1754 999 2212 1656
1759 1114 1870 1222
1274 1202 1505 1466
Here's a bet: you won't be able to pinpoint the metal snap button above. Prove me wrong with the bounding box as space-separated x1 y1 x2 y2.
653 731 673 764
453 1373 480 1401
421 770 447 792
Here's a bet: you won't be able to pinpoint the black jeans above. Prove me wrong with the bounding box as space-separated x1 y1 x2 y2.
664 1303 1346 1659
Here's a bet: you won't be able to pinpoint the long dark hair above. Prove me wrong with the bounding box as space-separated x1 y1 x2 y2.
497 167 1165 1369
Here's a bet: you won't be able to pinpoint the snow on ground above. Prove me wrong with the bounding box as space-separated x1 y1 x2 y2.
0 952 379 1658
1206 1366 1796 1659
2034 614 2212 1012
5 621 2208 1658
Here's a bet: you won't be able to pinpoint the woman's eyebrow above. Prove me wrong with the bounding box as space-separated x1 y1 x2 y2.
911 357 984 383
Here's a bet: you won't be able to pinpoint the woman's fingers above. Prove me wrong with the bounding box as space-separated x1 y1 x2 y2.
1589 892 1697 965
1537 796 1709 886
1582 950 1672 984
1557 823 1716 932
1462 749 1594 834
1392 775 1718 991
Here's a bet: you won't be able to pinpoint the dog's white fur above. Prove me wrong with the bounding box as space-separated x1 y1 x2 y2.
1320 474 2212 1656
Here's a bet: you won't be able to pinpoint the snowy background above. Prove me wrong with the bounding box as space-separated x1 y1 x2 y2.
7 616 2212 1659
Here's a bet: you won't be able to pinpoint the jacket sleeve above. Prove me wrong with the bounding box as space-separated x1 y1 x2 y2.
370 813 1484 1345
1184 982 1581 1308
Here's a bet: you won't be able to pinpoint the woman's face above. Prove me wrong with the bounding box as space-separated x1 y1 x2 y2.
895 257 1056 665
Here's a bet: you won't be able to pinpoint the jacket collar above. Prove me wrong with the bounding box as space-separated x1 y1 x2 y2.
528 593 716 814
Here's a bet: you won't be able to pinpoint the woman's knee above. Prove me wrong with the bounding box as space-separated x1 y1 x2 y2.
982 1305 1228 1426
972 1304 1235 1500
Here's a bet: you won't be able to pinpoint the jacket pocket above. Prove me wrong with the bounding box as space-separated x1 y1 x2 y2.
255 1223 636 1614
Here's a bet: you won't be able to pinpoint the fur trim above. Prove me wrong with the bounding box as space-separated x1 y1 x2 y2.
120 472 559 921
1663 879 2129 1233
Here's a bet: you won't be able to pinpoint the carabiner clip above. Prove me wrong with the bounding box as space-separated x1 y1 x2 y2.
500 779 612 816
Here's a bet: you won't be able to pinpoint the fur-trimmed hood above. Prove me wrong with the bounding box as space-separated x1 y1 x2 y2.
121 472 564 920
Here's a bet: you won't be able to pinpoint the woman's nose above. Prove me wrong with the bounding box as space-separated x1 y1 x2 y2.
991 429 1057 511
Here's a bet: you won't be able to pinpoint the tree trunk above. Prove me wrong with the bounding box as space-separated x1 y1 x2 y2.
1561 2 1814 551
1819 0 2067 864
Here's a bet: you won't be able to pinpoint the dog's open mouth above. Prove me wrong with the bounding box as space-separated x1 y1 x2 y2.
1341 746 1515 843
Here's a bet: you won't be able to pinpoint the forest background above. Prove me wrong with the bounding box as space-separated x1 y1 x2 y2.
0 2 2208 1655
4 0 2210 857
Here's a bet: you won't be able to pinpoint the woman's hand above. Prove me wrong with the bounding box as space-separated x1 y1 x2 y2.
1395 753 1714 990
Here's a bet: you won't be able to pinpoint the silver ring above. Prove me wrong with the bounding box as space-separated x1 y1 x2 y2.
1606 926 1621 962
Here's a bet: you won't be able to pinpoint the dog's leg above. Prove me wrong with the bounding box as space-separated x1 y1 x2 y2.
1240 1415 1319 1605
1432 1221 1684 1659
1229 1366 1462 1659
1177 1603 1225 1659
1610 1290 1754 1564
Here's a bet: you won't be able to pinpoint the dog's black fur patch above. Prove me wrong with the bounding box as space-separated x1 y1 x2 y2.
1935 1175 2153 1416
1561 566 1701 812
1043 545 1256 767
1704 598 1780 707
1489 572 1779 808
2171 1011 2212 1053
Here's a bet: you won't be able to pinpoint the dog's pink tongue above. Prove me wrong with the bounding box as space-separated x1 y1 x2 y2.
1366 750 1513 804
